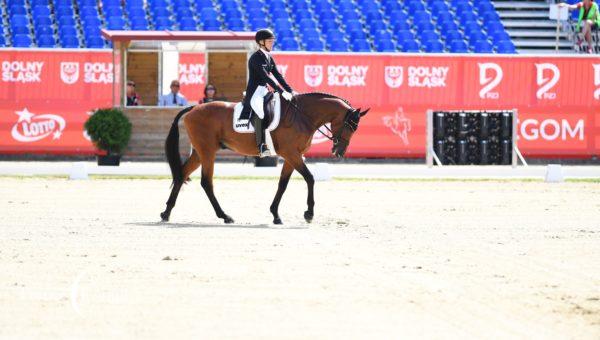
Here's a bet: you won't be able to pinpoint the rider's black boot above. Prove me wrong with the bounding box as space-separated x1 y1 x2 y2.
252 114 271 158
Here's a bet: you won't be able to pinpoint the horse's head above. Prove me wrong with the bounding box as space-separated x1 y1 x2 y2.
331 107 369 158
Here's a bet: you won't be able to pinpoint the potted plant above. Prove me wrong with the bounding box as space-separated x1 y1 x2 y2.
84 108 132 166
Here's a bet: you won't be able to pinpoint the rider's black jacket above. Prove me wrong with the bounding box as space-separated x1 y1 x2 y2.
243 50 292 106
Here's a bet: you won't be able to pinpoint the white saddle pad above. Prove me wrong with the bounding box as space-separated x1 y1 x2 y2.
233 92 281 133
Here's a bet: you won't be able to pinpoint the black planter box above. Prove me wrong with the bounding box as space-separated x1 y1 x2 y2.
254 156 277 167
97 154 121 166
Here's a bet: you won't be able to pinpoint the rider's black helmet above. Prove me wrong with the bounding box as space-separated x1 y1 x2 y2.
255 29 275 43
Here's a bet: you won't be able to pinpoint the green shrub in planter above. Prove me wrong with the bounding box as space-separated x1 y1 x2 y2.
84 108 132 155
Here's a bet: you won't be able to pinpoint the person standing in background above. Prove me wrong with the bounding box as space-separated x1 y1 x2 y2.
158 80 188 106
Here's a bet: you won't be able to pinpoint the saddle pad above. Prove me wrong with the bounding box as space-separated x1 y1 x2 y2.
233 92 281 134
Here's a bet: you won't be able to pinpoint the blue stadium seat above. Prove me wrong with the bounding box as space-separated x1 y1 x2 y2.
496 40 516 54
280 38 299 51
400 39 420 52
107 16 126 29
10 5 27 16
34 16 53 27
13 34 32 47
59 16 76 27
80 6 99 17
11 25 30 35
35 25 53 37
0 35 5 47
86 36 105 48
329 39 349 52
423 40 444 52
352 39 371 52
37 34 56 47
472 40 494 53
375 39 397 52
32 6 51 18
305 39 324 51
10 15 29 27
130 17 149 30
32 0 50 6
57 6 75 19
448 39 468 53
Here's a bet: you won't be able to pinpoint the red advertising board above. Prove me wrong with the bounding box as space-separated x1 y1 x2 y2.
178 52 206 102
273 53 600 158
0 50 113 154
1 50 599 158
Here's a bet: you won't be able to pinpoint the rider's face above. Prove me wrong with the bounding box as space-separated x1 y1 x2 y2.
264 38 275 51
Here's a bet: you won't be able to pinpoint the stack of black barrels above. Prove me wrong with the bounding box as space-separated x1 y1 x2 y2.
433 111 513 165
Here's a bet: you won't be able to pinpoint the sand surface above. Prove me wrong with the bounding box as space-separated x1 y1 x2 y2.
1 177 599 339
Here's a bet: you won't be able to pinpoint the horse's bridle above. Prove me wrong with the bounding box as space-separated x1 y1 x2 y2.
317 109 359 148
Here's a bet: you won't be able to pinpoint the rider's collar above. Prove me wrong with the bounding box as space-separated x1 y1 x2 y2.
259 48 271 58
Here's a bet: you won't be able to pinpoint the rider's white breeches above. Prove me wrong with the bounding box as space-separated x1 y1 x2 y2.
250 85 269 119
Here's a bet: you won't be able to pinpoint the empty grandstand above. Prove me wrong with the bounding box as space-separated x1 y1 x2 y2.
1 0 520 53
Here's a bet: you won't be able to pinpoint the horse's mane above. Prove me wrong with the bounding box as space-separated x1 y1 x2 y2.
297 92 353 108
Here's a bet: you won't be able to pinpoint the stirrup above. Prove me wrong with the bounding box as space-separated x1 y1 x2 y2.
258 144 272 158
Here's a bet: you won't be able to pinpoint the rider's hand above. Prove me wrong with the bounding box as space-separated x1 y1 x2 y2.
282 91 293 101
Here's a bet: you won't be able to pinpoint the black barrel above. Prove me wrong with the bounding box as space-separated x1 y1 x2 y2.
434 112 445 139
480 113 489 139
501 139 511 165
501 112 511 138
435 139 445 165
480 139 489 165
458 139 468 165
458 112 468 139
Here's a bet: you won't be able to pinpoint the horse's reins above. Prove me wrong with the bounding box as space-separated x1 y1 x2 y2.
282 96 357 147
316 109 358 147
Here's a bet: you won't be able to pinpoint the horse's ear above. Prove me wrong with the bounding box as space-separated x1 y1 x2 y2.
360 108 370 117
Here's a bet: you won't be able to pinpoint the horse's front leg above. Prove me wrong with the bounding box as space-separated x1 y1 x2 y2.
270 161 294 224
288 158 315 223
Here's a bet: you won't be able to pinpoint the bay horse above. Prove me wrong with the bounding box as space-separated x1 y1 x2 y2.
160 92 369 224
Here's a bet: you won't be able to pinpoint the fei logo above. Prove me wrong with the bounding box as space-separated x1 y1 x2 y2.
478 63 503 99
384 66 403 88
593 64 600 100
60 62 79 84
536 63 560 100
304 65 323 87
11 108 66 142
382 107 411 145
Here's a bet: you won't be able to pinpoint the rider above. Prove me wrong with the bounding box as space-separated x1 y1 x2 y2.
244 28 294 157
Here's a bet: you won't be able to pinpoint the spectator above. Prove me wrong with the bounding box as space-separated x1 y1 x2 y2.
560 0 600 53
201 84 220 103
126 80 142 106
158 80 188 106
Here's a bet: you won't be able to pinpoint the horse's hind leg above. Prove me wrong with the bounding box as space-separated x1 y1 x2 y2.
199 152 234 224
160 149 201 221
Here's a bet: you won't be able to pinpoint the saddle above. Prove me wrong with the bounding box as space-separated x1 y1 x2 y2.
233 91 281 134
240 91 275 127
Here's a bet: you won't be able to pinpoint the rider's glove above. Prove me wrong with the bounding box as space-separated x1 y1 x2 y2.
282 91 293 101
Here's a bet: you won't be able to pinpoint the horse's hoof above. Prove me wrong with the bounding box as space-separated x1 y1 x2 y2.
160 212 169 222
273 217 283 225
304 211 313 223
223 215 234 224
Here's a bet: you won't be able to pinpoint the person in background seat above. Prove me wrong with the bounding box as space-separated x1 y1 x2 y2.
126 80 142 106
560 0 600 53
158 80 188 106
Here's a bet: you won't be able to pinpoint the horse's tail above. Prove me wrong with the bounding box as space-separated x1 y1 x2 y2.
165 105 194 186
